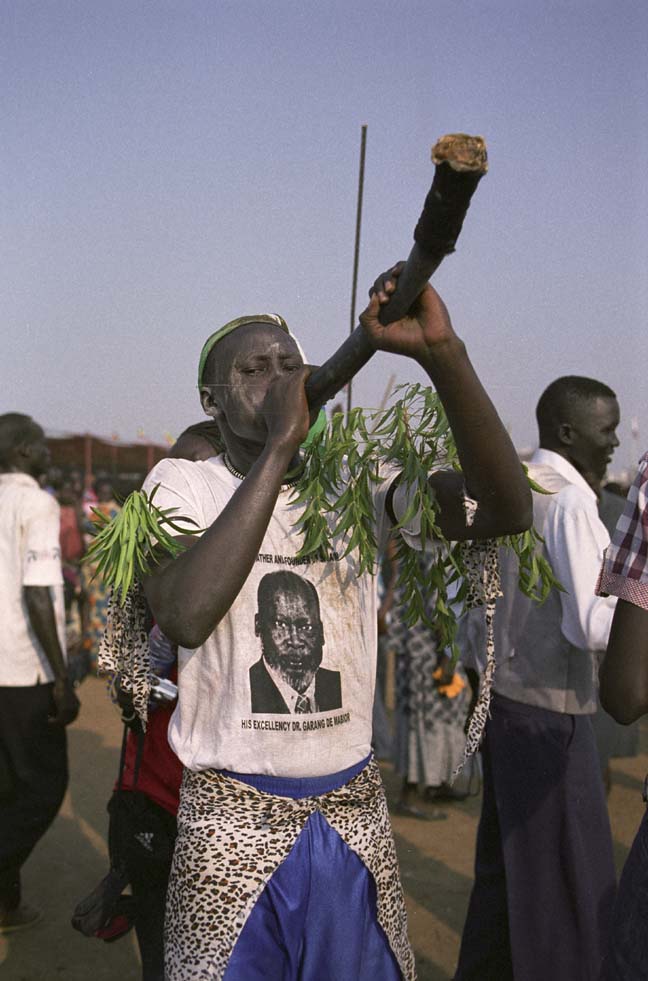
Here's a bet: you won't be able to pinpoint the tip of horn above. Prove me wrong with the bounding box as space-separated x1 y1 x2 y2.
431 134 488 174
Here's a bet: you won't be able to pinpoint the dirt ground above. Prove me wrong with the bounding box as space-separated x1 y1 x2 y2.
1 676 645 981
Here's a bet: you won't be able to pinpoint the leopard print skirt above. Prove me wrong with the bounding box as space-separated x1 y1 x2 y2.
164 758 416 980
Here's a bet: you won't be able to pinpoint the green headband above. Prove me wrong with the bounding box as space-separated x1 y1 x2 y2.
197 314 290 386
197 312 325 447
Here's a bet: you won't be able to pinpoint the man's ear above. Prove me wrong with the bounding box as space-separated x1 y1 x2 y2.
200 386 223 422
557 422 574 447
17 439 35 466
254 613 261 637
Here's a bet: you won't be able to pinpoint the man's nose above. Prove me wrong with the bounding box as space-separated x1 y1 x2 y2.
264 363 286 387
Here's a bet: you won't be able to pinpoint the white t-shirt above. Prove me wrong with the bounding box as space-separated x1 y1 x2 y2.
143 455 420 778
0 473 67 685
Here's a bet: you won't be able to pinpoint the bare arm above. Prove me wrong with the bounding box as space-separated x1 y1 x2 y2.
361 266 533 541
24 585 80 726
420 339 530 540
599 599 648 724
143 367 311 649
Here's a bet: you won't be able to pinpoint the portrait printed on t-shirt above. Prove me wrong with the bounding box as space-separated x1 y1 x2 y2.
249 570 342 714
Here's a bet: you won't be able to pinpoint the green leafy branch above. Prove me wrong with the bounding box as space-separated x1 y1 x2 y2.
499 526 565 604
84 484 202 605
295 384 559 660
290 407 381 575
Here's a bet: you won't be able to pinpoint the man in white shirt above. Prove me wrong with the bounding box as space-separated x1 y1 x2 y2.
456 376 620 981
0 413 80 933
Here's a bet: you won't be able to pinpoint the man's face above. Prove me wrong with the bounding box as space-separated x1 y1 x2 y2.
201 324 303 447
58 480 77 506
257 588 324 692
565 396 620 482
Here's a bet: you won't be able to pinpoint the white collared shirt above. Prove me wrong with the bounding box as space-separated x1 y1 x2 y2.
264 660 319 713
530 448 616 651
0 473 67 685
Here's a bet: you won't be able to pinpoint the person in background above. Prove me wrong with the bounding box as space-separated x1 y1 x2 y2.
456 375 620 981
58 476 89 686
58 476 85 602
597 451 648 980
101 422 221 980
0 413 79 933
109 629 181 981
168 420 223 461
389 554 470 819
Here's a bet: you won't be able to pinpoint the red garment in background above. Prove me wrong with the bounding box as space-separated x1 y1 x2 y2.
117 667 182 816
59 505 84 563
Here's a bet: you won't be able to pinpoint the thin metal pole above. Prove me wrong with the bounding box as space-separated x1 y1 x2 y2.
84 433 93 489
378 372 396 412
347 124 367 416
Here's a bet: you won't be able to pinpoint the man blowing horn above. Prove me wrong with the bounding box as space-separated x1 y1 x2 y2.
138 264 532 980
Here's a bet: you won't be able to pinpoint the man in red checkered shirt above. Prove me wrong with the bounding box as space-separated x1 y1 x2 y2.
598 452 648 610
597 452 648 980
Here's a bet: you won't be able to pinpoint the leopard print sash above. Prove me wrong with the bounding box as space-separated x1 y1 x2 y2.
165 758 416 980
453 495 502 775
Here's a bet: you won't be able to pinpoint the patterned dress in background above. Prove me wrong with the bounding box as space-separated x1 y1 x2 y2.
389 563 470 790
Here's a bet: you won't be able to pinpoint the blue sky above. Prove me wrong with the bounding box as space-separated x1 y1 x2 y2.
3 0 647 476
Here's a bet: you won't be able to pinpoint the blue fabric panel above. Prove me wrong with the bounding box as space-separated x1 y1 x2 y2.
223 810 402 981
220 754 371 799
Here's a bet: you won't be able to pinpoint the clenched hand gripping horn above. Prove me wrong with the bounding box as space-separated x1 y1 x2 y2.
304 134 488 411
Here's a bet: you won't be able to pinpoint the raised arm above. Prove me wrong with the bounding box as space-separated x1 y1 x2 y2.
143 366 311 649
360 265 533 541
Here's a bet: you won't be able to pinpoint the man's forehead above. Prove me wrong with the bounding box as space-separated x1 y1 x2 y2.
230 323 300 357
572 395 620 425
213 323 300 373
268 589 315 615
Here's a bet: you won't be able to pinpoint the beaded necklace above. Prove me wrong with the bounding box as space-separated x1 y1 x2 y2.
223 454 301 489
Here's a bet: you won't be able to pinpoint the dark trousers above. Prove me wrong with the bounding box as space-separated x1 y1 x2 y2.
455 694 617 981
601 807 648 980
130 841 173 981
0 683 68 911
108 790 177 981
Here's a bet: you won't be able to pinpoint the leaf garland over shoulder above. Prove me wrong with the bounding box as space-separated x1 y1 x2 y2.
295 385 560 653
